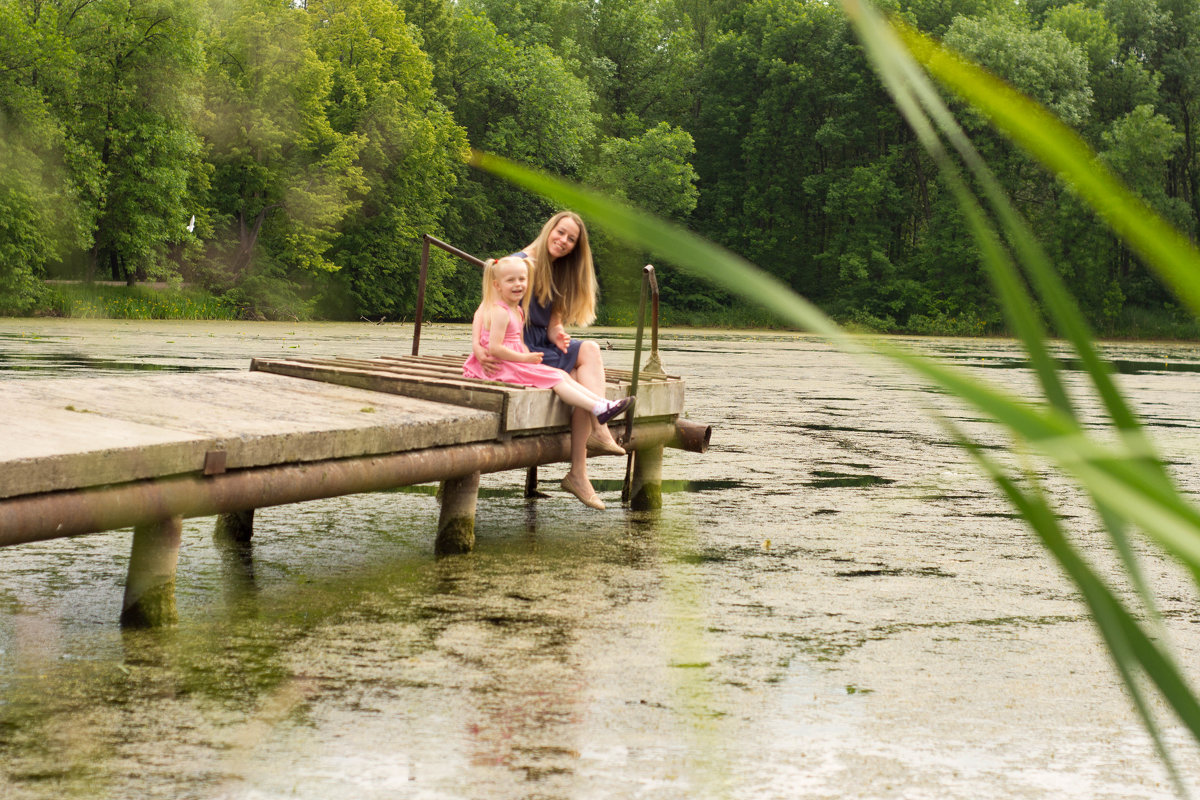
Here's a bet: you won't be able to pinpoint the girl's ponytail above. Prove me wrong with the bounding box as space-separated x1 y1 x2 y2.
479 258 499 308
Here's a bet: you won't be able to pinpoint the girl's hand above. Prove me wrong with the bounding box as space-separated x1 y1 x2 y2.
526 351 544 364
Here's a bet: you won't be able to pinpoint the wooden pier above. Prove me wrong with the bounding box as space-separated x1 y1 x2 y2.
0 355 708 626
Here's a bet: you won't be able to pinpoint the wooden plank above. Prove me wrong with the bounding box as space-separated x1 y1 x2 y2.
302 356 472 382
252 356 685 431
251 358 510 414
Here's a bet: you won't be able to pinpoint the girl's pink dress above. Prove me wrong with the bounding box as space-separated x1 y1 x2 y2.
463 302 568 389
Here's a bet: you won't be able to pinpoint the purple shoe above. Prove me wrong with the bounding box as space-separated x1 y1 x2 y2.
596 395 635 425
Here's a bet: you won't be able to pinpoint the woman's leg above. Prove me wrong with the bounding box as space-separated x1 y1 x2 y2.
573 340 620 446
549 377 601 507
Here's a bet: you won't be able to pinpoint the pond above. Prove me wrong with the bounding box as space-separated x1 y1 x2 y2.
1 318 1199 799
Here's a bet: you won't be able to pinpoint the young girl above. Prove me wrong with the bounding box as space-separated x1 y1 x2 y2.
463 256 633 509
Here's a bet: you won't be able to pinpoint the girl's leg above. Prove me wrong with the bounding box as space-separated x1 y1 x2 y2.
573 340 621 446
550 375 605 409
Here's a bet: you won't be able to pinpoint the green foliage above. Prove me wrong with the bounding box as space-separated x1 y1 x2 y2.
309 0 469 320
588 121 701 307
0 0 1198 332
42 283 237 319
66 0 206 283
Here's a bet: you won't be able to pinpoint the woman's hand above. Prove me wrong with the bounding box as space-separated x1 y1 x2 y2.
473 344 501 376
550 324 570 353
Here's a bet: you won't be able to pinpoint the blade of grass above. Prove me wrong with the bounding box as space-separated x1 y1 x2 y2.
475 152 1200 575
842 0 1167 622
958 431 1192 794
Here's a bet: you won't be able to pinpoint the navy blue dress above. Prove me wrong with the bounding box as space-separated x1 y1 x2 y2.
513 251 582 373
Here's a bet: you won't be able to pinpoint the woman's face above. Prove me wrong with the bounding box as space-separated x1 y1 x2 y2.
546 217 581 260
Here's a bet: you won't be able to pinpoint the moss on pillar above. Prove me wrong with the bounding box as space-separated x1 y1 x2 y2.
215 509 255 543
629 445 664 511
120 516 183 628
436 472 480 555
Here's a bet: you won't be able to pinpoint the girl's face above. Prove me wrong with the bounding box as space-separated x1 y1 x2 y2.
546 216 581 260
494 260 528 305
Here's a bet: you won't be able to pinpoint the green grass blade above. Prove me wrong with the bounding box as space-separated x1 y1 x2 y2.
842 0 1075 418
960 436 1191 792
844 0 1168 642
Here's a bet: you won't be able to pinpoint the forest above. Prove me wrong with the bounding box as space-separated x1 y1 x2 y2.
0 0 1197 334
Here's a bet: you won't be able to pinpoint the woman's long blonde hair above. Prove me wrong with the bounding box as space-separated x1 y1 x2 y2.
480 256 532 315
528 211 597 327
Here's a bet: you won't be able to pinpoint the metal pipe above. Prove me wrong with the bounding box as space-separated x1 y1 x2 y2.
647 267 661 372
413 234 487 357
670 418 711 454
623 266 657 503
413 236 431 356
0 420 689 548
424 234 487 269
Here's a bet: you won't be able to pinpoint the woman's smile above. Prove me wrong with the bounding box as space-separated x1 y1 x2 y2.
547 218 580 259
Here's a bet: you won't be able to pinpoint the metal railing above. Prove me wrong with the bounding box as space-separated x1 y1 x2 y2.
412 234 486 357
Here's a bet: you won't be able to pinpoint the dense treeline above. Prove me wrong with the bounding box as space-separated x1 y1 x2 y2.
1 0 1198 332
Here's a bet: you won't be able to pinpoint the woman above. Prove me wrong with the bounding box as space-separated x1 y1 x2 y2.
473 211 628 509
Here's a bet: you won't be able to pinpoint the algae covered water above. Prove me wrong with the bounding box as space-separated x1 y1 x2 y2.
2 318 1200 798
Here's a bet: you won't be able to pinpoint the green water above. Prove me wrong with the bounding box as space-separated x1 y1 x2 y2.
2 319 1200 798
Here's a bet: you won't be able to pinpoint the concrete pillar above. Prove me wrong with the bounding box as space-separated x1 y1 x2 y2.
436 472 480 555
120 516 183 628
628 445 664 511
215 509 254 543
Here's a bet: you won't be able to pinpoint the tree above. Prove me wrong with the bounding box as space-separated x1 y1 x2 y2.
692 0 914 312
575 0 699 138
0 0 92 310
586 121 700 307
201 0 365 316
63 0 205 284
418 5 598 287
307 0 469 319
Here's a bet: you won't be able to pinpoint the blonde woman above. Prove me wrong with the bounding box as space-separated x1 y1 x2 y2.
475 211 627 508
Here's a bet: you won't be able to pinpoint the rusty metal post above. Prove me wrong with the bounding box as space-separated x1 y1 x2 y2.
120 516 183 628
413 236 431 356
214 509 254 543
436 471 480 555
645 267 665 376
524 466 541 498
413 235 488 356
623 266 655 503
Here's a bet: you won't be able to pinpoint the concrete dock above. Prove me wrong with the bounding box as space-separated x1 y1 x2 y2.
0 355 707 625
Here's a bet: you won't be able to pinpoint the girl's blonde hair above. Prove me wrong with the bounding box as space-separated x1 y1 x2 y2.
481 256 532 315
528 211 597 327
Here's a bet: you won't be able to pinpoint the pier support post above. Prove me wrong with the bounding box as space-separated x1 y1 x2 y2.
628 445 664 511
215 509 254 543
120 516 183 628
436 472 480 555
